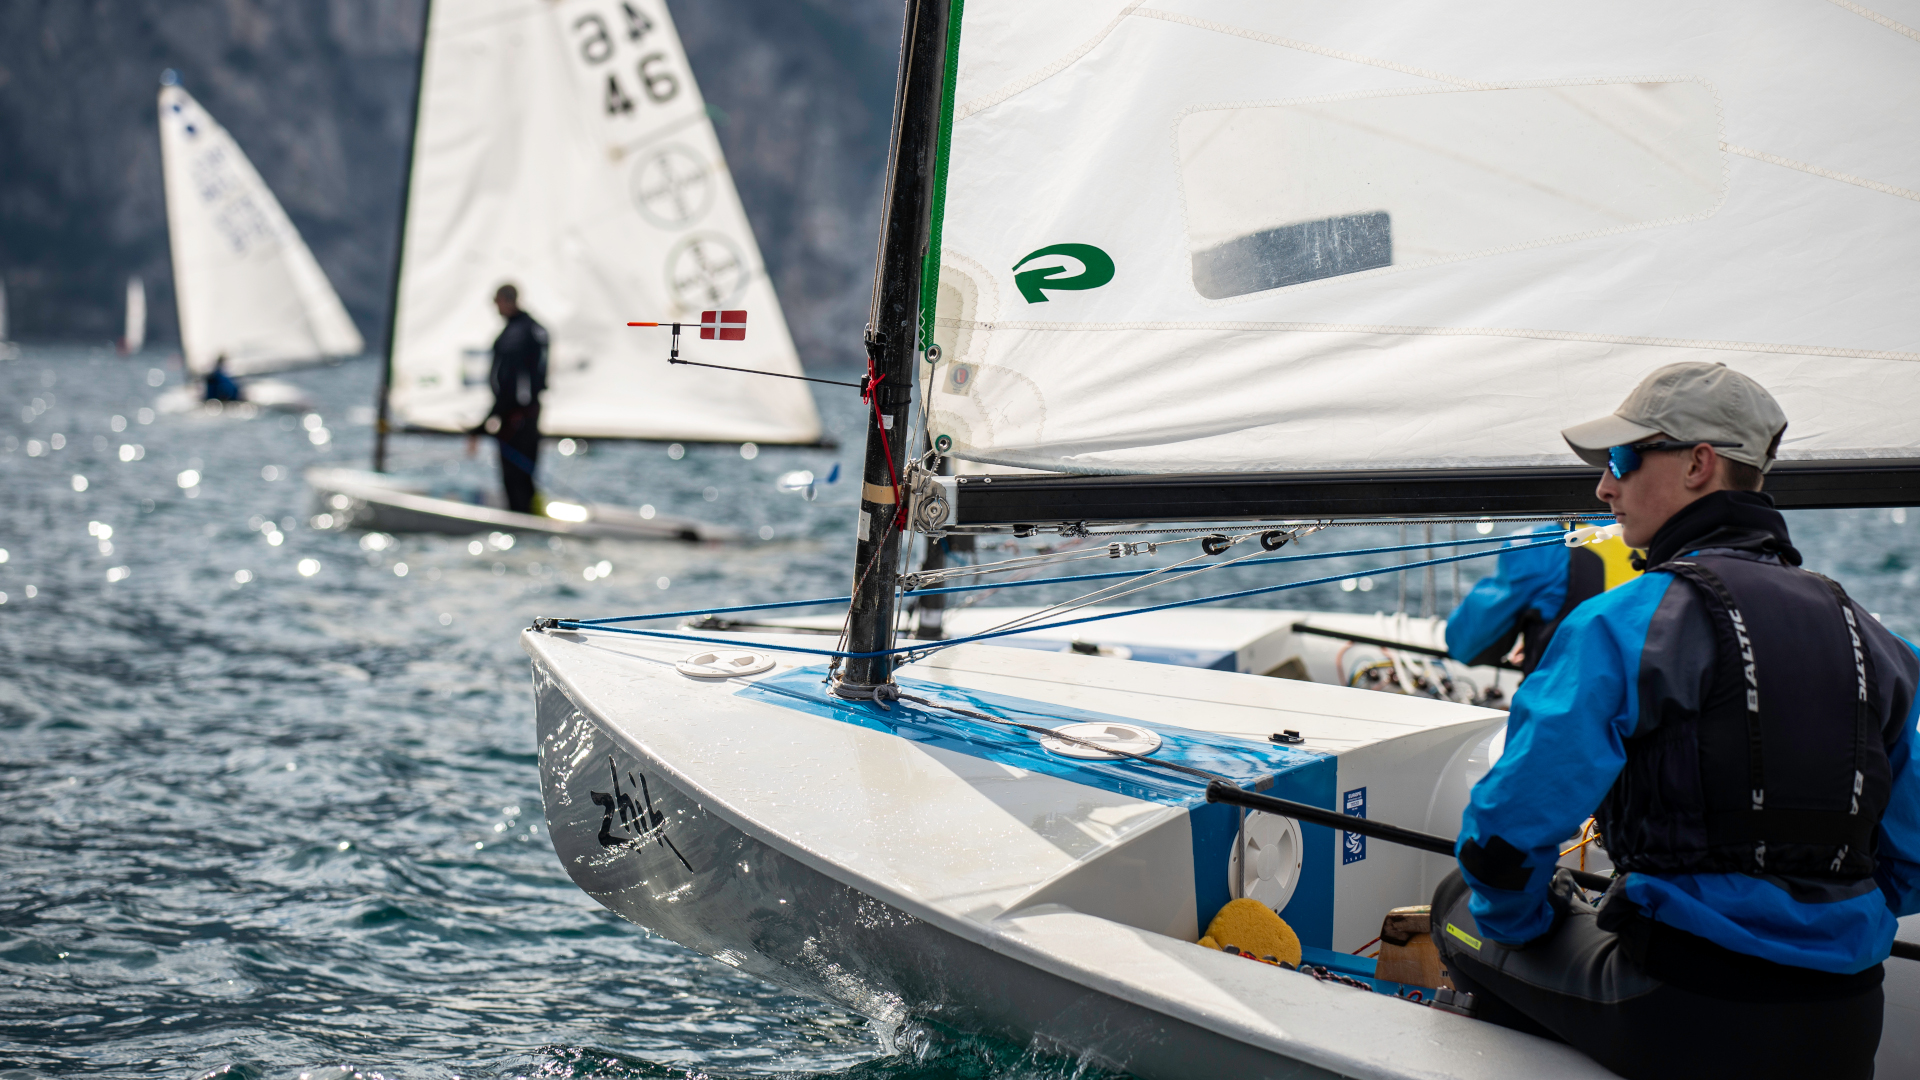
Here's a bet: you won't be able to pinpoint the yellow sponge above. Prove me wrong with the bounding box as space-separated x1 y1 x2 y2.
1203 899 1302 966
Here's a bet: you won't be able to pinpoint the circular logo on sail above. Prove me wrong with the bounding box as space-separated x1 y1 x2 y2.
629 145 714 229
666 233 748 308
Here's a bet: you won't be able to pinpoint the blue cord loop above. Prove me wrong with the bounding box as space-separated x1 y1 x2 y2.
571 529 1546 627
545 533 1568 661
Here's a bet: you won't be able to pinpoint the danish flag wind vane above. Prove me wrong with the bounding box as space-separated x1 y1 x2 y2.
699 309 747 340
625 311 860 388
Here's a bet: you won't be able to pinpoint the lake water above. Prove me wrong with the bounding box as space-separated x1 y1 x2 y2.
4 346 1917 1080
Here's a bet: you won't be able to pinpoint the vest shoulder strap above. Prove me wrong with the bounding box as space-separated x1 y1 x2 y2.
1660 556 1883 874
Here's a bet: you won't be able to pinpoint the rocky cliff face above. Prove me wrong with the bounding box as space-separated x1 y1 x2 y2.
0 0 900 368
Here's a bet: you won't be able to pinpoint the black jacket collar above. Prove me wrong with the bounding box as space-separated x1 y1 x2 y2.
1639 490 1800 570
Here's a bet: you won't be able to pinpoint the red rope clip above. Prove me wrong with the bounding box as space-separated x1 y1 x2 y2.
863 359 903 513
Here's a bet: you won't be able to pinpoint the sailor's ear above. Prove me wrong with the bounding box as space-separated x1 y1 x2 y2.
1684 443 1720 490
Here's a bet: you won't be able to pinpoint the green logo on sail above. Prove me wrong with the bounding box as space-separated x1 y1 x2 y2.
1012 244 1114 303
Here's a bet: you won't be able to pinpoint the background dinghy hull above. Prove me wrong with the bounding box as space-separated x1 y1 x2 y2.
305 468 733 542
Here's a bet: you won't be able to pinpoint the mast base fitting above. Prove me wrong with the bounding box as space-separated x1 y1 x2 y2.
832 679 902 709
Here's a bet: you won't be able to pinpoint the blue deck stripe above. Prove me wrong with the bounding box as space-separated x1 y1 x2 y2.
741 665 1339 946
740 665 1323 806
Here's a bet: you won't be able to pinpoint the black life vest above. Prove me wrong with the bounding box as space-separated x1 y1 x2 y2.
1596 552 1894 879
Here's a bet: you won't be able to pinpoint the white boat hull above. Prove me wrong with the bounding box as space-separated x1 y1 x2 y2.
306 467 735 542
537 673 1351 1074
526 626 1632 1078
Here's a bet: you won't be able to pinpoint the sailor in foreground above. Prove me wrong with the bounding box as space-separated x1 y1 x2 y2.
466 284 547 514
1444 518 1638 674
1433 361 1920 1080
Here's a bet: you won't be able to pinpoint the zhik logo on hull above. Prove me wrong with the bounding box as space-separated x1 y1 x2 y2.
1012 244 1114 303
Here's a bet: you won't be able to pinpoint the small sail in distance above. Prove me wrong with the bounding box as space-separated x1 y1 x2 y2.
121 276 146 355
158 72 364 376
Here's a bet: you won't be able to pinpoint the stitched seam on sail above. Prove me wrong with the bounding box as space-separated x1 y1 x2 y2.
956 5 1482 121
929 319 1920 364
1825 0 1920 43
1723 143 1920 203
1131 9 1488 90
955 4 1146 120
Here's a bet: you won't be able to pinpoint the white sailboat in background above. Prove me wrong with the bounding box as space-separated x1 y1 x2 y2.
119 276 146 355
312 0 819 541
154 70 360 413
528 2 1920 1077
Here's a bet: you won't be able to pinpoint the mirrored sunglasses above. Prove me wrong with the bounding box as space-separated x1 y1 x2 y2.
1606 440 1743 480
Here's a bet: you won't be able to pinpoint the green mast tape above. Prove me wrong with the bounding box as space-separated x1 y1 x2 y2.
916 0 965 354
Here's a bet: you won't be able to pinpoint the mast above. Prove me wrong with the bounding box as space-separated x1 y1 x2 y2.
374 0 434 474
840 0 954 694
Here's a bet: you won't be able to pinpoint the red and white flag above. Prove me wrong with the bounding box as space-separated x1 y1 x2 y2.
699 310 747 341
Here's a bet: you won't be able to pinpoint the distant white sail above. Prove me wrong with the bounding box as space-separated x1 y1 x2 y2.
122 276 147 354
387 0 821 444
922 2 1920 474
158 78 364 376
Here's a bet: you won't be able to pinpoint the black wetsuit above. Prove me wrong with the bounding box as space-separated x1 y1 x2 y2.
484 311 547 514
1434 869 1885 1079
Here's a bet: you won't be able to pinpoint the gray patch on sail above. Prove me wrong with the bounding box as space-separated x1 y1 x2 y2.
1191 211 1391 299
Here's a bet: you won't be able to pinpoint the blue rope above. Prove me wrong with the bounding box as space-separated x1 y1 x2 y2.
908 529 1554 600
553 535 1567 659
573 595 859 625
572 528 1554 626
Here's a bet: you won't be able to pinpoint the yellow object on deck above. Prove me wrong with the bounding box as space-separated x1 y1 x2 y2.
1202 899 1302 966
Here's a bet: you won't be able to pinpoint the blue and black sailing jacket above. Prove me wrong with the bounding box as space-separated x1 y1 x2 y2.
1445 523 1639 673
1457 491 1920 974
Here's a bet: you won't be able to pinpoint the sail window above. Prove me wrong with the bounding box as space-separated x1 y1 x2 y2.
1179 80 1723 299
1192 212 1391 300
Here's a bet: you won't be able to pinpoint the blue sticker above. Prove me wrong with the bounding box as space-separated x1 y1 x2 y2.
1342 786 1367 864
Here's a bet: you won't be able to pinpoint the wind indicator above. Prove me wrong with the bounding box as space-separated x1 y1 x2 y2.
625 310 861 388
699 309 747 340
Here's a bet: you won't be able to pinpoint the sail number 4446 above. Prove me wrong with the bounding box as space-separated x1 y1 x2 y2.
572 3 680 114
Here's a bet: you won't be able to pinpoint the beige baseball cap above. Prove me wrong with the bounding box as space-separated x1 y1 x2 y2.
1561 361 1788 472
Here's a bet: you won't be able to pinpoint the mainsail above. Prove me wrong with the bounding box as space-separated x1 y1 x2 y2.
920 2 1920 476
385 0 821 444
158 77 364 375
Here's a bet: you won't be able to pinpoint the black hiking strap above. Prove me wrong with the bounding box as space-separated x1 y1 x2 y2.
1813 571 1884 868
1664 561 1768 835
